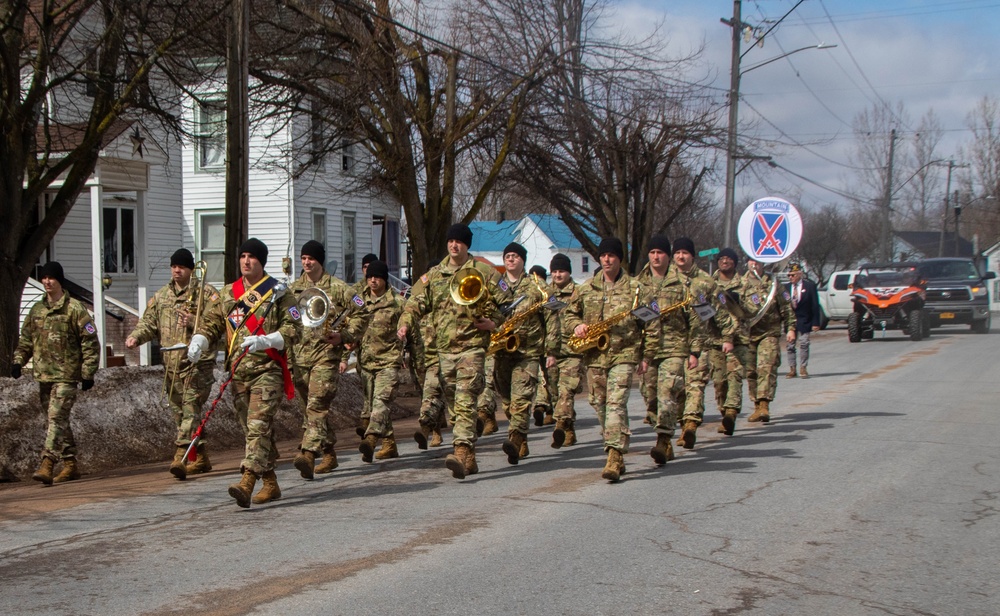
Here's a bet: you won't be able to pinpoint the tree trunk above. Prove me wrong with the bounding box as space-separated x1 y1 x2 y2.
0 267 30 375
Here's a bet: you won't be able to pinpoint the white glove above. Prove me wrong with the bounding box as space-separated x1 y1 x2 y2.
240 331 285 353
187 334 209 363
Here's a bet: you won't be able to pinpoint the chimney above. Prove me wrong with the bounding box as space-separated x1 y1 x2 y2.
498 210 506 223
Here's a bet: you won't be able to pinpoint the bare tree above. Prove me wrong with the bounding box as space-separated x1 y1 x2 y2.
959 96 1000 245
795 203 880 284
0 0 227 374
900 110 944 231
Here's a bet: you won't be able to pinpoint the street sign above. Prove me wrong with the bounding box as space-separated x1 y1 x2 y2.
698 248 720 257
737 196 803 263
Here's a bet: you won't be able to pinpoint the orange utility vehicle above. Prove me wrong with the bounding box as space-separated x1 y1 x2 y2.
848 263 929 342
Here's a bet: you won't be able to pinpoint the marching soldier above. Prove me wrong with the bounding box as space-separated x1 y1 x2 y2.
13 261 100 485
528 264 555 427
408 273 448 450
397 223 503 479
544 253 583 448
188 238 299 508
356 261 407 462
671 238 736 450
564 238 649 482
288 240 366 479
710 248 751 435
126 248 220 479
352 253 379 296
494 242 547 465
743 256 796 423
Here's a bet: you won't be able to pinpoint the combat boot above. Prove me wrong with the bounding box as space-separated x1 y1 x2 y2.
464 446 479 476
228 470 258 509
445 444 471 479
786 367 797 379
32 457 55 485
533 406 546 427
543 410 556 426
552 419 568 449
251 470 281 504
375 436 399 460
314 448 339 473
800 367 809 379
478 411 498 436
722 408 738 436
359 434 378 463
53 459 81 483
677 421 698 450
429 428 444 447
355 418 370 438
601 449 625 482
185 444 213 475
414 423 432 450
650 433 675 465
169 446 188 480
502 431 526 465
563 420 577 447
293 450 316 479
717 417 727 433
748 400 770 423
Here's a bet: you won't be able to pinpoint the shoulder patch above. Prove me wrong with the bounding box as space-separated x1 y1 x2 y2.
352 294 365 307
498 279 509 292
84 322 97 335
146 298 155 308
210 292 220 302
717 292 726 305
288 306 301 320
698 292 707 304
420 274 429 284
650 300 660 313
751 293 761 305
782 291 791 301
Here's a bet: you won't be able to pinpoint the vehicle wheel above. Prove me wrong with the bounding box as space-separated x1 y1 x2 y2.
861 328 874 340
820 313 830 330
909 309 924 341
922 314 931 338
847 312 862 343
972 312 991 334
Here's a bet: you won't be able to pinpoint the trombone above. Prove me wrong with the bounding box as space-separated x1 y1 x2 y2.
449 266 490 318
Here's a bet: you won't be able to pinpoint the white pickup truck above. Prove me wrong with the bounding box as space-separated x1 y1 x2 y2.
817 269 858 327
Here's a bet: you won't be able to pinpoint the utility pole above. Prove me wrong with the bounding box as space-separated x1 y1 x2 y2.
721 0 742 250
937 160 968 257
880 129 897 262
225 0 250 284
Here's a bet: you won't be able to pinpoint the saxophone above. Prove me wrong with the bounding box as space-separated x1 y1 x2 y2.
488 274 550 354
568 286 642 353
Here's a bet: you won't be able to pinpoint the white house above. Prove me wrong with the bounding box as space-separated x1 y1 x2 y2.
469 214 600 279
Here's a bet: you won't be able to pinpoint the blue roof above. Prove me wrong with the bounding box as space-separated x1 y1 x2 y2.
527 214 599 250
468 220 520 252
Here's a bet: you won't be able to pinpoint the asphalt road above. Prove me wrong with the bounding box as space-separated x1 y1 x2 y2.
1 325 998 616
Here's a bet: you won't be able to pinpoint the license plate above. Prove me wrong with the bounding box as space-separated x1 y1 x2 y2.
940 312 955 319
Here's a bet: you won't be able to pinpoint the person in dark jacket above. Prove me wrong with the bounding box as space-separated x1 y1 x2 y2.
785 263 821 378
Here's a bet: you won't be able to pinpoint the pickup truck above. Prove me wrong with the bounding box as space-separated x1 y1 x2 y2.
917 258 995 333
818 269 858 327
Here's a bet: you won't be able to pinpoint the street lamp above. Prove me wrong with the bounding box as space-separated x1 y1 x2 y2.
721 40 835 249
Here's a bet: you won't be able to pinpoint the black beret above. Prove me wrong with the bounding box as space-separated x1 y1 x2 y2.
362 253 379 267
717 247 740 263
550 253 572 273
672 237 696 256
597 237 624 260
529 265 547 280
647 234 671 254
239 238 268 267
300 240 326 264
503 242 527 261
170 248 195 270
365 260 389 281
38 261 65 285
446 223 473 248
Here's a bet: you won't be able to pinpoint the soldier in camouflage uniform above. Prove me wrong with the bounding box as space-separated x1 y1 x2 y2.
352 253 379 296
544 254 583 449
671 238 737 450
528 264 555 427
564 238 649 482
710 248 751 436
743 257 796 423
635 236 700 465
397 223 503 479
188 239 299 508
13 261 100 485
288 240 367 479
126 248 220 480
355 261 407 462
407 274 448 450
493 242 547 465
475 347 502 435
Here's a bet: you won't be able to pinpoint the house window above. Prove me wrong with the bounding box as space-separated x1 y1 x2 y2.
103 205 136 275
582 256 590 273
341 139 355 173
385 218 400 276
343 212 356 283
195 98 226 171
311 209 327 257
196 211 226 285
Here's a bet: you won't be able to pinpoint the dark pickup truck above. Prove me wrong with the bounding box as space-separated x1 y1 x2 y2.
918 258 995 333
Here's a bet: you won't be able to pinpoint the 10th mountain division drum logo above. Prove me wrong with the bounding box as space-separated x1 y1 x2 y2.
737 197 803 264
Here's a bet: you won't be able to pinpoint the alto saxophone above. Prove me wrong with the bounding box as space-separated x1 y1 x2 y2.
568 286 641 353
488 273 550 354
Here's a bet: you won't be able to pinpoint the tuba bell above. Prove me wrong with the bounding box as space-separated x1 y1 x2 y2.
297 287 331 329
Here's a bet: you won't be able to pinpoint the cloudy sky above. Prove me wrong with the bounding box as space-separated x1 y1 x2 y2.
608 0 1000 213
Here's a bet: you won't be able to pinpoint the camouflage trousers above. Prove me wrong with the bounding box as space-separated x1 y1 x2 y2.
586 363 635 453
747 335 781 402
475 354 500 419
649 357 685 436
548 356 583 422
640 364 658 423
682 354 710 425
38 381 79 461
362 366 400 438
439 348 487 446
232 370 286 476
417 358 447 428
533 365 552 411
494 354 540 435
786 331 812 369
164 363 215 446
293 361 340 454
708 345 748 413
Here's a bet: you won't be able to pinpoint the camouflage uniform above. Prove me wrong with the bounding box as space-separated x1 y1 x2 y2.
743 271 795 404
15 294 100 462
196 276 299 476
677 265 737 426
128 280 220 447
406 273 448 433
564 270 645 453
357 286 406 438
710 271 751 415
492 273 547 438
636 266 699 437
288 272 366 457
399 255 503 447
542 278 583 427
